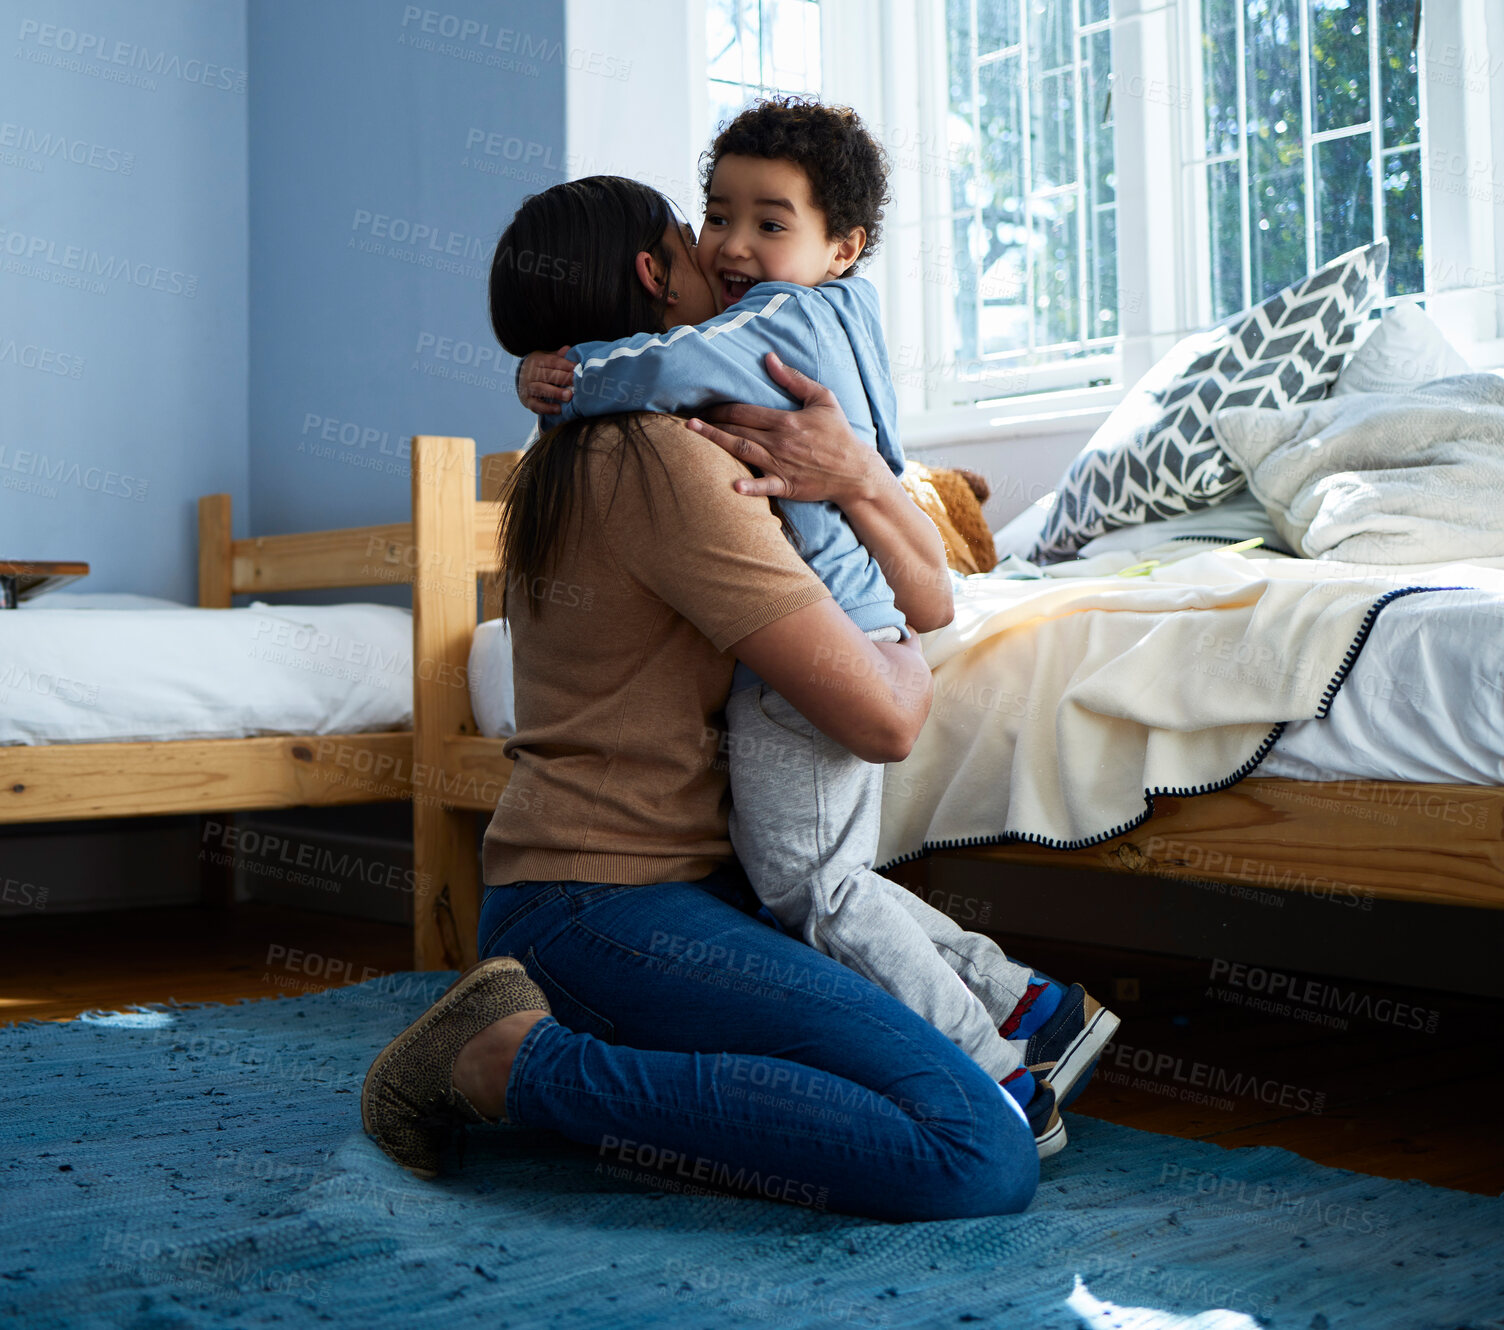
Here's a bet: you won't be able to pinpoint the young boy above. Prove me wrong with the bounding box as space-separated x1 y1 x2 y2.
516 98 1117 1155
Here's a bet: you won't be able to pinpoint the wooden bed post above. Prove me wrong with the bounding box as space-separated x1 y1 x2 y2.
197 494 233 608
412 436 482 972
195 494 236 905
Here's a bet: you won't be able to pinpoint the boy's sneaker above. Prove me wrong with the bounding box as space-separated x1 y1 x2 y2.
1007 982 1119 1110
1000 1068 1066 1160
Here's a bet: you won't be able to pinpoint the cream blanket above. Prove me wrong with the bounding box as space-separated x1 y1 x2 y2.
874 549 1468 868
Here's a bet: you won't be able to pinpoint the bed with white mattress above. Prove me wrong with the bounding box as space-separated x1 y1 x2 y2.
465 577 1504 791
2 595 413 746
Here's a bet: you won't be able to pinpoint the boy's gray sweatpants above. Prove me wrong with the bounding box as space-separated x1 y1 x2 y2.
724 679 1034 1084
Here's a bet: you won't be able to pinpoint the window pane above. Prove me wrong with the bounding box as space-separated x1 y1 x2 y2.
941 0 1113 387
1031 0 1074 72
707 0 758 86
1084 21 1115 337
705 0 820 146
952 213 981 361
1090 200 1118 338
1310 0 1369 132
978 56 1026 202
1030 192 1081 349
1377 0 1420 146
1084 27 1114 205
977 207 1031 353
708 82 751 135
1031 68 1077 191
949 0 975 111
1246 0 1306 300
1382 147 1423 295
1202 0 1239 158
1314 133 1373 264
978 0 1021 56
764 0 820 92
1207 157 1244 320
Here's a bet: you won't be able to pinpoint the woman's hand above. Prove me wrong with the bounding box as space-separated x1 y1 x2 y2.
685 352 882 507
518 346 575 415
686 352 955 633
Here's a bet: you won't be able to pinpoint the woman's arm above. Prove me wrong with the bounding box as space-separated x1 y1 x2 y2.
731 597 934 764
687 353 954 633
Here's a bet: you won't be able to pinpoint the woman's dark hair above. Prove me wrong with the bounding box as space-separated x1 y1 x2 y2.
700 96 890 271
488 176 682 622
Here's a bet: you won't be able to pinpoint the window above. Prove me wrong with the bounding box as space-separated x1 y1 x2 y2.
705 0 823 145
691 0 1496 426
941 1 1119 380
1190 0 1425 321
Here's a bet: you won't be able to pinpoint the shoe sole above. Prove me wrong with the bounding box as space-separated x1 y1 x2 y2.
1036 1112 1067 1160
360 956 536 1178
1036 998 1120 1109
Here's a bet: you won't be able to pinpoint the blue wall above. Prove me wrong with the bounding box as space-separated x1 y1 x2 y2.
247 0 565 550
0 0 250 602
1 0 565 602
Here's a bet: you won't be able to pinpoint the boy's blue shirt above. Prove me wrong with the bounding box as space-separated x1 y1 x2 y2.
559 276 907 692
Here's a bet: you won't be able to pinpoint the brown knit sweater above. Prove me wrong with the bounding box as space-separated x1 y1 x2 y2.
482 416 831 888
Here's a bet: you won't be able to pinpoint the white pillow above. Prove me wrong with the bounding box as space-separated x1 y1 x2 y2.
1074 489 1288 557
468 618 517 739
992 493 1055 561
1333 304 1471 396
1029 240 1389 562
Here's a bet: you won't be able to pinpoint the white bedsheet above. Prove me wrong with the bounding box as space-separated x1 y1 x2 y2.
1 598 413 744
1261 586 1504 784
467 567 1504 787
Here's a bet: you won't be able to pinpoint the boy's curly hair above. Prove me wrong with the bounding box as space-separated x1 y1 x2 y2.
699 96 890 273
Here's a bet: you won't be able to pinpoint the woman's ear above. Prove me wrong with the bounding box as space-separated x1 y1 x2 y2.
635 250 670 302
829 227 868 278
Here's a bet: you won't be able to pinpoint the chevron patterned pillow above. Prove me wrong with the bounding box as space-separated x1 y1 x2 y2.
1030 239 1389 563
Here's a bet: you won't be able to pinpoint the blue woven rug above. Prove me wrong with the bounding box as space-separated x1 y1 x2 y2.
3 976 1500 1329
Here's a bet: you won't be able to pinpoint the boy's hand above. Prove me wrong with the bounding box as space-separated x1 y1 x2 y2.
518 346 575 415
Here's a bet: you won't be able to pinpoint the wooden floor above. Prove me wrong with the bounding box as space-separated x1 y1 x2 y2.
3 901 1500 1195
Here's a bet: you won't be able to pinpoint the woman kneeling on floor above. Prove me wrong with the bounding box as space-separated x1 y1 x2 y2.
363 176 1108 1222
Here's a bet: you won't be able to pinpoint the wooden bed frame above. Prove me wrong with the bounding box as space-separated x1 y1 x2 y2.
405 435 1504 972
885 777 1504 915
8 434 1497 974
0 453 474 926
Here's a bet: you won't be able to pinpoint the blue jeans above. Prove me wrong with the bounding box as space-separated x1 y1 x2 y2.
477 865 1038 1222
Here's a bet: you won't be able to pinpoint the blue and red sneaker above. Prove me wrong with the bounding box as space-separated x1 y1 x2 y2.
1000 1066 1066 1159
1002 979 1120 1110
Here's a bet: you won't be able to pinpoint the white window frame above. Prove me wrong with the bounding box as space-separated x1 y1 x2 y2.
681 0 1504 450
900 0 1503 445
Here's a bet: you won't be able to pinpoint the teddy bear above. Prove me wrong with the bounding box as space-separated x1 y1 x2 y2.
899 462 997 575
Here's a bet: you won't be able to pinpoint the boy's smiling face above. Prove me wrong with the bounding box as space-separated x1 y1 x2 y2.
697 154 866 307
